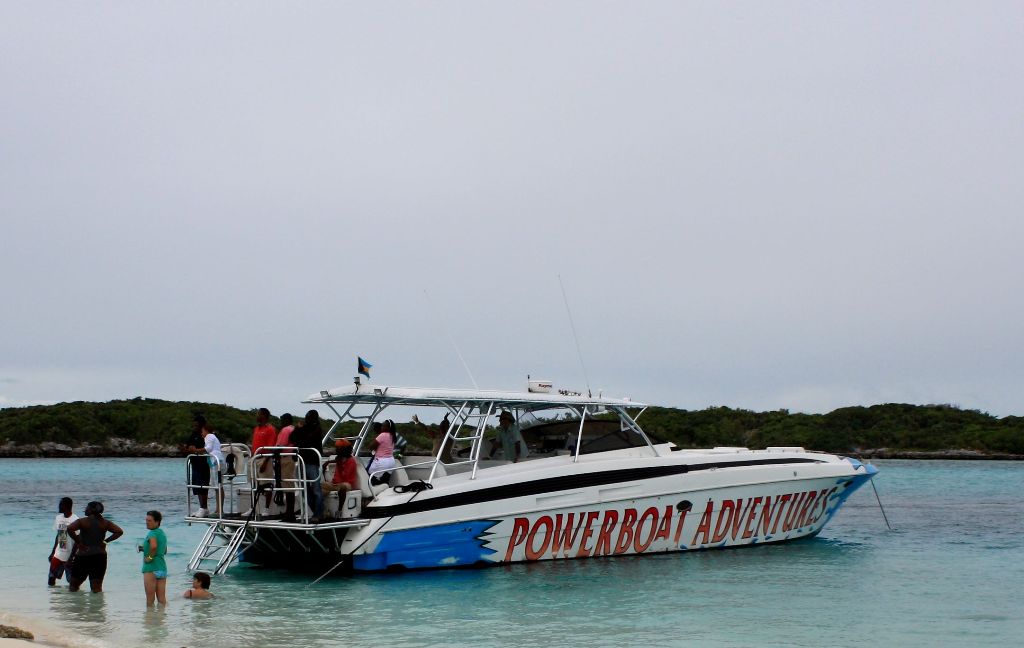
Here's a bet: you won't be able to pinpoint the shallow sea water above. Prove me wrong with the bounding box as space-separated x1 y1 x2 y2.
0 458 1021 647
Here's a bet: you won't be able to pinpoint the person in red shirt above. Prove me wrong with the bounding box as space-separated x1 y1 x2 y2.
251 407 278 515
322 439 360 503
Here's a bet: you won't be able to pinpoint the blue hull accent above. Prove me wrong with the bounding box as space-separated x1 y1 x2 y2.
820 464 877 525
352 520 499 571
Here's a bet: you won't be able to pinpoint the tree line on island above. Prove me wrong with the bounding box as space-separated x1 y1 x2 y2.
0 397 1021 458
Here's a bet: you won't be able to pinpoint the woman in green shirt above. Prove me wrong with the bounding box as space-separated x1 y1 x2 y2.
141 510 168 606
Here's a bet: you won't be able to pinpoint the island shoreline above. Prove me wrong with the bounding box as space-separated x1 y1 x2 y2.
1 444 1020 461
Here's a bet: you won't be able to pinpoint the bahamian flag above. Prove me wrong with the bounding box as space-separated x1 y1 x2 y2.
357 356 373 378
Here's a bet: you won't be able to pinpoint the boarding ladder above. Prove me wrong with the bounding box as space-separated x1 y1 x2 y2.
187 521 256 575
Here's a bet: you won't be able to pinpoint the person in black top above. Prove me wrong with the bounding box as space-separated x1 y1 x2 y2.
290 410 325 522
67 501 123 592
180 414 210 514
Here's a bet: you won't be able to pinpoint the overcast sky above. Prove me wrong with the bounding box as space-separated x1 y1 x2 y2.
2 2 1021 419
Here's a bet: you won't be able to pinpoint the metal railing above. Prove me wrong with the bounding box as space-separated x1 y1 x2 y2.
185 443 251 519
249 447 324 524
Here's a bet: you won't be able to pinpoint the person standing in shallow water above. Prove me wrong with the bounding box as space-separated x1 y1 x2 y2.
67 501 123 593
140 510 168 606
47 497 78 586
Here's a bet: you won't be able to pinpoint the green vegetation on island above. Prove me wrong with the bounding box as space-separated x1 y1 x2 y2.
634 403 1024 456
0 397 1021 458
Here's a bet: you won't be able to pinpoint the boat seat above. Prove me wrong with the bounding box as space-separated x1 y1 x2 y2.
352 461 376 498
390 458 410 487
402 456 447 481
351 458 410 496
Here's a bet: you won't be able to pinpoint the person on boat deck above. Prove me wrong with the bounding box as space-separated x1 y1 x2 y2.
275 413 297 521
291 410 326 522
368 420 398 484
489 410 528 462
47 496 78 586
182 414 210 514
67 501 123 593
183 571 214 600
140 510 168 606
412 413 453 463
251 407 278 515
201 422 225 516
322 439 360 496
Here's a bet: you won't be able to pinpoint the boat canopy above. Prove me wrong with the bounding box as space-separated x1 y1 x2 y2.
304 384 646 411
302 383 657 481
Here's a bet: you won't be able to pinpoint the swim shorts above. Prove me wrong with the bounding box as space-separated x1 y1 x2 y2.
71 553 107 584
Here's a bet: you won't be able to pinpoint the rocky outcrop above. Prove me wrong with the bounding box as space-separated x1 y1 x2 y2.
0 624 34 639
0 438 181 458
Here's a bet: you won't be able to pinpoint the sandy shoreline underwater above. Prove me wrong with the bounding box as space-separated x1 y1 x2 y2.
0 611 103 648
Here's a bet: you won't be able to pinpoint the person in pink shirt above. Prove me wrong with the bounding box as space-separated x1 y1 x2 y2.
275 413 297 521
367 420 397 485
276 413 295 447
251 408 278 515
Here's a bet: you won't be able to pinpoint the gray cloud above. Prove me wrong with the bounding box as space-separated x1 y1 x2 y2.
1 2 1021 416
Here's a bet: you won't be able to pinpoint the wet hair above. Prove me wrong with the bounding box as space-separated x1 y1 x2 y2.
85 501 104 516
147 510 162 524
193 413 207 427
194 572 211 589
258 407 271 418
58 497 73 513
281 413 293 425
339 444 353 458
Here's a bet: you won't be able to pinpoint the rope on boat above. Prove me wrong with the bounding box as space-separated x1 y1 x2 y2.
306 486 429 587
868 465 893 530
234 482 274 544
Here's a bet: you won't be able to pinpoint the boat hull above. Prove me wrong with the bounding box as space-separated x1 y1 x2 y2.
346 460 876 572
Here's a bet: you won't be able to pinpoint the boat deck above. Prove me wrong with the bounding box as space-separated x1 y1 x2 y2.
185 515 369 531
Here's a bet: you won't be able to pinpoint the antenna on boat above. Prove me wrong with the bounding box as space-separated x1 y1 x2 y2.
423 288 479 389
558 274 592 398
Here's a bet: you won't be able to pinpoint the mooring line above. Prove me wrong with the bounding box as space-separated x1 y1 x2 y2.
869 470 893 531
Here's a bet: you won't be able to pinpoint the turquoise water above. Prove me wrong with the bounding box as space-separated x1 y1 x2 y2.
0 458 1021 647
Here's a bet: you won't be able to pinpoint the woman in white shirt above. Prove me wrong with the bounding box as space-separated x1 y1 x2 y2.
201 424 225 516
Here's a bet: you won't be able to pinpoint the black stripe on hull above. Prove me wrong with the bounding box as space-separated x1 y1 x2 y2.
364 457 825 518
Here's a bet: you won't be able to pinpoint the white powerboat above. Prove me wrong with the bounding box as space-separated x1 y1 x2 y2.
185 382 877 574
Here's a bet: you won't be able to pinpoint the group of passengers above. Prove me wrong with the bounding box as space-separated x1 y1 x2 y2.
187 407 530 524
248 408 332 523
